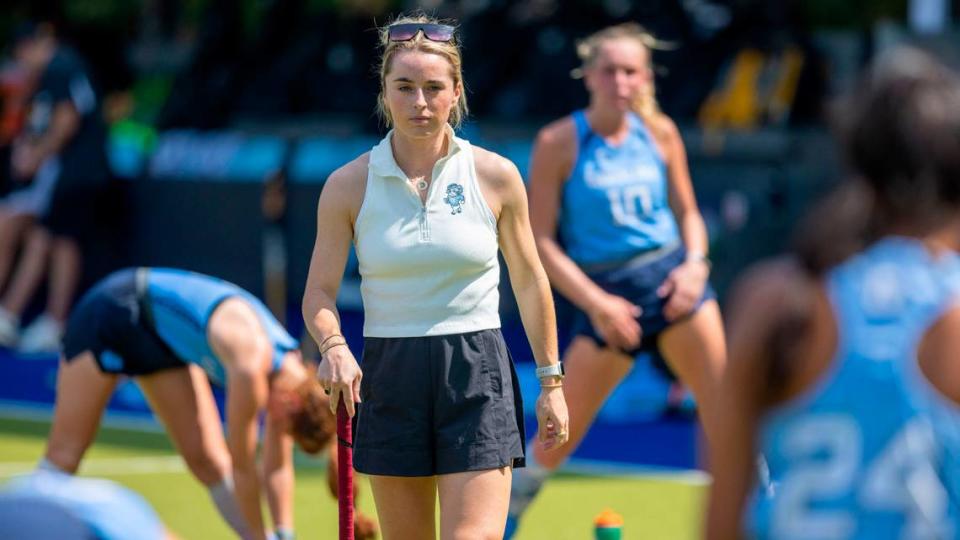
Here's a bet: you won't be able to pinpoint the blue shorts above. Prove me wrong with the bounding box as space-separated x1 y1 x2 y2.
61 269 185 376
570 245 716 377
354 329 525 477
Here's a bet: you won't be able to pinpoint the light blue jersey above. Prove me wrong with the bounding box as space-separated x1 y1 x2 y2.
750 238 960 540
146 268 297 385
560 110 679 265
0 471 166 540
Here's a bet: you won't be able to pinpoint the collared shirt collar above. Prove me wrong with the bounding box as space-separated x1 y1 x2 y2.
368 124 463 180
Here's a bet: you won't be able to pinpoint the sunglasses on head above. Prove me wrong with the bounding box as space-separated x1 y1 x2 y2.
388 23 455 43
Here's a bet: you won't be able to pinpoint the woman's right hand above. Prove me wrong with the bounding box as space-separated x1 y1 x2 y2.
317 346 363 417
587 293 642 351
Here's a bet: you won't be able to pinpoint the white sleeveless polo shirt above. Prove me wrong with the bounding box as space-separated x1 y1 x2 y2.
354 128 501 337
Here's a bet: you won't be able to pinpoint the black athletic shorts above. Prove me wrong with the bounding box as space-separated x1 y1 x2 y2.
61 268 185 375
353 328 525 477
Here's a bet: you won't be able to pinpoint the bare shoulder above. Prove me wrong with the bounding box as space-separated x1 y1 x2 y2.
320 153 370 211
470 145 527 220
647 112 682 148
471 145 522 193
918 299 960 404
534 116 577 154
473 146 520 183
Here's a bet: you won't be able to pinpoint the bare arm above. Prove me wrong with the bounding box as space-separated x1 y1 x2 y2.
527 120 642 350
35 101 80 160
12 101 80 179
302 157 366 416
528 120 605 312
261 416 294 535
657 116 711 321
226 365 270 540
477 148 569 450
705 260 801 540
660 117 708 257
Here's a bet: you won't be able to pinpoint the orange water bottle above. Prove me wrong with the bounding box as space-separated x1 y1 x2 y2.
594 509 623 540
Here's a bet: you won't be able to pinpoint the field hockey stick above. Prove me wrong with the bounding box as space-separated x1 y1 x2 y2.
336 400 354 540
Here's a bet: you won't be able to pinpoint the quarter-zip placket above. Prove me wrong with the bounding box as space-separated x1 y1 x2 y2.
400 178 430 242
418 199 430 242
404 154 451 243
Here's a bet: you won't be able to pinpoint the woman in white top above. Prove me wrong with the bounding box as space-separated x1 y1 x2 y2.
302 13 569 540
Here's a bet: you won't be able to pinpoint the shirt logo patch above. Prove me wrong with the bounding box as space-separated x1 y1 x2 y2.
444 183 465 214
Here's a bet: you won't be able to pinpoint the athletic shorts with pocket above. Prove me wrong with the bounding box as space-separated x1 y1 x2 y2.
354 328 525 477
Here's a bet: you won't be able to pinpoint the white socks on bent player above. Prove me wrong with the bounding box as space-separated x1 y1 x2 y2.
208 476 256 540
271 527 295 540
36 458 70 475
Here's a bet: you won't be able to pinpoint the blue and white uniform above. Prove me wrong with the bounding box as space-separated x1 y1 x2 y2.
562 109 679 265
504 110 716 540
563 110 714 359
749 238 960 539
0 470 166 540
62 268 297 384
144 268 296 384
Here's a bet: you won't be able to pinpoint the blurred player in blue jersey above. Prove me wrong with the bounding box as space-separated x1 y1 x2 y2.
506 23 726 537
707 47 960 540
41 268 333 540
0 469 174 540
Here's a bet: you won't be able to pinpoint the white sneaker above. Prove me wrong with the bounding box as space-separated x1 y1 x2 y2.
0 307 19 348
18 314 63 354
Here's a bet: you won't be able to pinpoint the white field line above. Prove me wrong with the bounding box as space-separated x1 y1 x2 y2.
564 458 711 486
0 455 713 485
1 401 712 485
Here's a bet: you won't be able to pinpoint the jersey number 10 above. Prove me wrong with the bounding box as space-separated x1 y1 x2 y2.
606 185 654 227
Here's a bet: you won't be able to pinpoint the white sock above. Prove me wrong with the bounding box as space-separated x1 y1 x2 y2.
208 476 255 540
37 458 69 475
273 527 295 540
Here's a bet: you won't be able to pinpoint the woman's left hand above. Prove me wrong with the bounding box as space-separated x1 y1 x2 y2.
536 385 569 451
657 258 709 322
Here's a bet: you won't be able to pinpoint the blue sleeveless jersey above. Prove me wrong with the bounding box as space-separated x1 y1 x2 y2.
749 238 960 540
0 471 166 540
560 110 679 265
146 268 297 385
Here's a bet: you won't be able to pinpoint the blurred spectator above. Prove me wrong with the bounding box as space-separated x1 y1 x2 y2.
0 21 110 352
0 63 30 147
0 63 31 199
